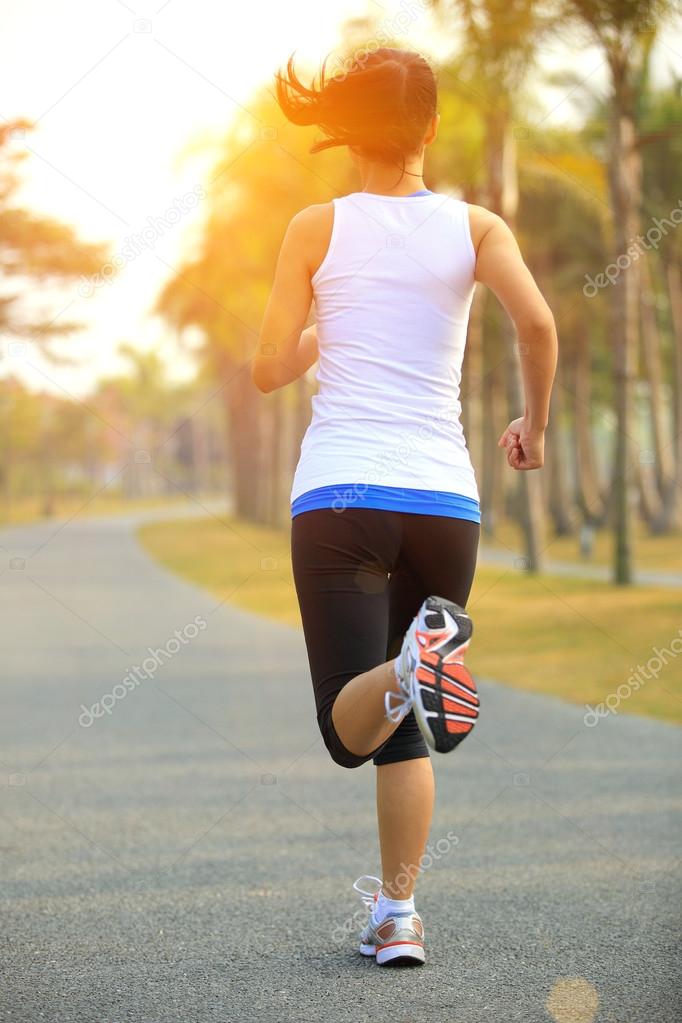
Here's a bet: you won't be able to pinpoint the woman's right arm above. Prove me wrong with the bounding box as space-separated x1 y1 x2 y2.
468 205 558 470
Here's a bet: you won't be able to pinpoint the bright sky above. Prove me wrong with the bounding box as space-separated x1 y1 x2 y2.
1 0 680 398
1 0 373 397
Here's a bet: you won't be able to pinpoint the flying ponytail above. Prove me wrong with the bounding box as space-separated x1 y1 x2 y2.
275 48 437 168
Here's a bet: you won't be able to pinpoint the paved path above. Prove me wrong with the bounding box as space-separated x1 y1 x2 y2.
478 545 682 588
1 510 680 1023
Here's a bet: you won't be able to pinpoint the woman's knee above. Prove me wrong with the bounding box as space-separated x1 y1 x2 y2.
372 711 429 766
318 709 372 769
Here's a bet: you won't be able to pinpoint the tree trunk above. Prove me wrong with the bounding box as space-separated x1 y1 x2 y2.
268 387 285 527
607 70 641 584
505 324 546 570
572 323 606 525
657 261 682 532
223 361 264 522
480 359 505 535
636 456 663 527
537 257 572 537
486 109 544 569
190 410 210 495
547 362 575 535
486 109 518 224
1 411 13 521
640 256 674 533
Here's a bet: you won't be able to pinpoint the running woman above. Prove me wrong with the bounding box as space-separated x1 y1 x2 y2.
252 48 557 966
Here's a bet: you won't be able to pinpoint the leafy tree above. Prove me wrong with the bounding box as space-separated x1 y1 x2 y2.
0 120 108 347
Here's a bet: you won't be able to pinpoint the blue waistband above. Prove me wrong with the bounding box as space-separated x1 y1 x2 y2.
291 484 481 522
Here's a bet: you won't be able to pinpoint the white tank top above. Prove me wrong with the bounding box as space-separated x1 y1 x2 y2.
290 191 479 504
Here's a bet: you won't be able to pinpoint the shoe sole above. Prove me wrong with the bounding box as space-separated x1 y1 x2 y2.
377 942 425 966
360 942 425 966
410 596 479 754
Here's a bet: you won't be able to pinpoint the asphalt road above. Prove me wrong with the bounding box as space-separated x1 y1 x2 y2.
1 510 680 1023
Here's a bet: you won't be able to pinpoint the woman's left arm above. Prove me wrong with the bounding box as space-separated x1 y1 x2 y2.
252 211 318 393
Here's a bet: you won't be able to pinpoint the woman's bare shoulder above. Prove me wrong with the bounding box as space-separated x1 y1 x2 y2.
465 203 506 257
288 202 334 238
287 203 335 277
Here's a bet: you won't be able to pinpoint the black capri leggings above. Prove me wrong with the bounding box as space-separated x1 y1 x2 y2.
291 507 479 769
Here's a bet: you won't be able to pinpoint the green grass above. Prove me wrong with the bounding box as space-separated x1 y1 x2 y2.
138 515 682 726
0 493 195 528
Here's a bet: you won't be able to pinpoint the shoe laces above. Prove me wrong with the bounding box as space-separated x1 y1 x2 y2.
385 689 411 724
352 874 383 910
384 657 414 724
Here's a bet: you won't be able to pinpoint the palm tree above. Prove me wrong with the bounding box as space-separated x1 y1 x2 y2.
155 90 353 525
639 76 682 531
559 0 681 582
432 0 557 569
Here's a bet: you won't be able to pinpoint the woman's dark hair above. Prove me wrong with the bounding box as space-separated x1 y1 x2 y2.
275 48 437 168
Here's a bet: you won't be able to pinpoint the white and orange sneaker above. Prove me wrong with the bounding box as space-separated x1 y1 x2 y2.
386 595 479 753
352 876 425 967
